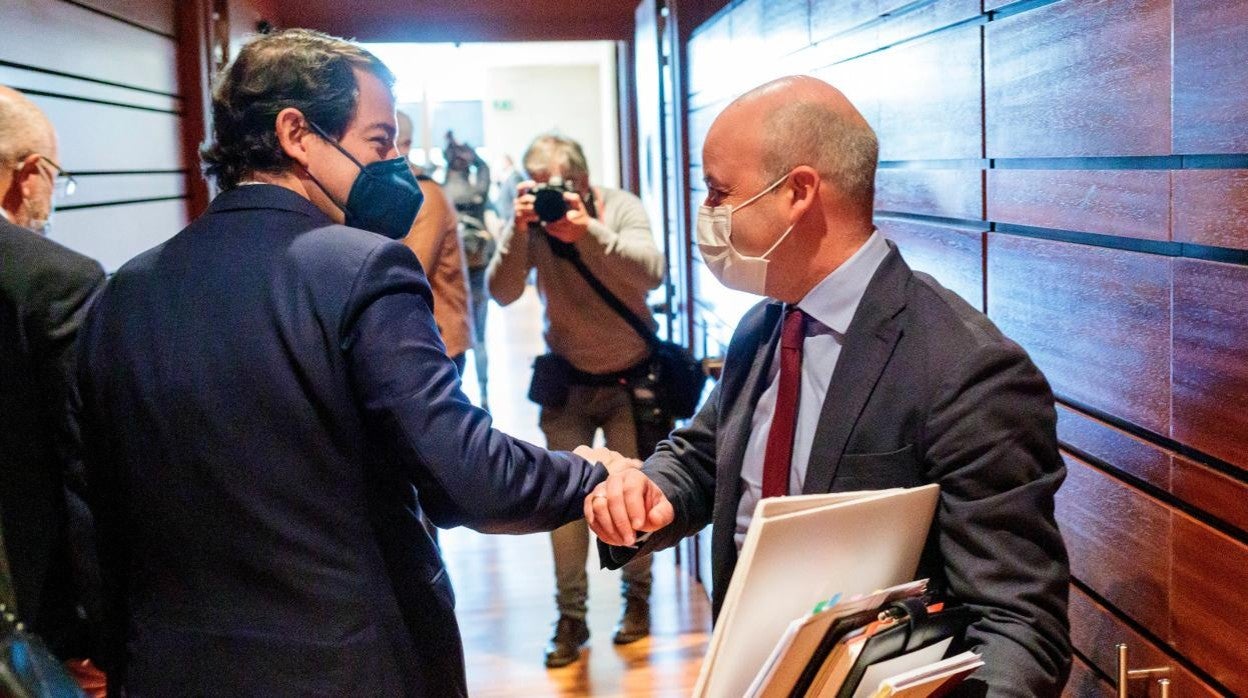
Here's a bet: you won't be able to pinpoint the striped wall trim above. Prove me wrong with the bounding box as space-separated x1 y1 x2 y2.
16 87 181 115
0 59 182 100
58 0 176 40
58 194 186 211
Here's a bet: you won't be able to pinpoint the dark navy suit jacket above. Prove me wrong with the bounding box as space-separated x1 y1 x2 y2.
76 184 605 696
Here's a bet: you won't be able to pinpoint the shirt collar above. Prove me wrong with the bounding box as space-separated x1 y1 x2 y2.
0 207 12 224
795 229 889 334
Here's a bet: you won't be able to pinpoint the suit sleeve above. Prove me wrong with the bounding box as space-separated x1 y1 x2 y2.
342 242 606 533
599 380 723 569
923 342 1071 698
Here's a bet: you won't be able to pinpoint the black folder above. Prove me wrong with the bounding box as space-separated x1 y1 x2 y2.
834 598 977 698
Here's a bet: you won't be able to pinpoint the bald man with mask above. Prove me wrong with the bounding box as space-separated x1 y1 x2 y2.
587 76 1072 696
0 85 107 692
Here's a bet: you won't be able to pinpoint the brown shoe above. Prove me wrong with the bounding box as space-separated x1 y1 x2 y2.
612 600 650 645
544 616 590 668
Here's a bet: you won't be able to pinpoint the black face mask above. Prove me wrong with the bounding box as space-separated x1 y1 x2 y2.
308 121 423 240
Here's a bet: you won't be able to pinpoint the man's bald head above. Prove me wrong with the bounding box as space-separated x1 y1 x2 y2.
0 86 55 167
710 75 878 216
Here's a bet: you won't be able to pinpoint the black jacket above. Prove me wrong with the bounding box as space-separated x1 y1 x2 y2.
0 217 105 656
77 185 605 697
605 244 1071 697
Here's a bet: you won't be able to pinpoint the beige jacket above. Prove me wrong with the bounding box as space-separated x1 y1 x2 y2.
402 178 474 358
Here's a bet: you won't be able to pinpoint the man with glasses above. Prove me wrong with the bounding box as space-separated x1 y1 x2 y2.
0 85 106 694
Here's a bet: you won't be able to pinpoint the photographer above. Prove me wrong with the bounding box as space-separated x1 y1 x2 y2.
487 134 665 667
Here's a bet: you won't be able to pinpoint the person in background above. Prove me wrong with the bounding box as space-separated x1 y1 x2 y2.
0 85 107 696
74 30 617 697
493 153 524 225
443 132 494 408
586 76 1072 697
396 110 474 374
487 134 665 668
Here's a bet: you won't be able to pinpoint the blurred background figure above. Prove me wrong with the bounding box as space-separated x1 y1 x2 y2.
443 131 495 410
493 153 524 225
397 110 474 375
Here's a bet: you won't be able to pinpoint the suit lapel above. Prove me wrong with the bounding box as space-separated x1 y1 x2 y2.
802 247 910 494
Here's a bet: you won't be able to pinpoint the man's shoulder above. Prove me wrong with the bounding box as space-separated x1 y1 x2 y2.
0 218 105 298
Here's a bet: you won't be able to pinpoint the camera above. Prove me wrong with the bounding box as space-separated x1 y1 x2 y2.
529 178 575 223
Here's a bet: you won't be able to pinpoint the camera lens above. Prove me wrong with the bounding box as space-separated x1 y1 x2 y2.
533 188 569 223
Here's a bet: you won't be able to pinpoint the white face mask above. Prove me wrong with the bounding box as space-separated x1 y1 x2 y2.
696 173 795 296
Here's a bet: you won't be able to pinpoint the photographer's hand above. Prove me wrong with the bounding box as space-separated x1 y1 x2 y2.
544 191 590 243
513 179 539 232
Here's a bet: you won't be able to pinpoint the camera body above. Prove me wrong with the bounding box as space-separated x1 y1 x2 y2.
529 177 575 223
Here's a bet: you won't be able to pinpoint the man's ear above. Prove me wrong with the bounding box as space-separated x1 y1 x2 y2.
275 107 313 169
16 154 43 200
786 165 821 224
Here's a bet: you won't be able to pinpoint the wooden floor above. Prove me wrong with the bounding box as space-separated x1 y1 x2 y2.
449 288 712 697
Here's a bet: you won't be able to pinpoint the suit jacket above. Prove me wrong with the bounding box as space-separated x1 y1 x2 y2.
76 184 605 697
0 217 104 656
604 244 1071 697
403 177 473 357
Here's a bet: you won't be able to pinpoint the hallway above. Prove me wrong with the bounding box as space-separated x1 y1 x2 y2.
448 288 712 697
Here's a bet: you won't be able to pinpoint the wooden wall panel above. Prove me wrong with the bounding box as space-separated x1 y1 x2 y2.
985 0 1171 157
1172 259 1248 471
875 168 983 221
875 24 982 161
762 0 810 56
687 12 733 109
876 0 980 47
1171 458 1248 535
1062 656 1114 698
50 199 186 273
810 51 883 130
987 170 1170 241
1056 455 1170 636
1172 170 1248 251
1171 515 1248 696
1172 0 1248 153
27 95 183 173
62 173 186 208
809 0 877 44
0 64 179 113
0 0 178 95
987 235 1171 435
81 0 177 35
878 220 983 310
1055 406 1170 490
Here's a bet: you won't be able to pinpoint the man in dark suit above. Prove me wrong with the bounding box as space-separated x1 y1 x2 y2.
0 85 106 689
75 31 611 697
587 76 1071 696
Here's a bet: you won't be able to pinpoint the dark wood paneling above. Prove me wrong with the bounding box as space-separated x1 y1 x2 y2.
987 235 1171 435
27 95 183 173
762 0 810 55
1172 170 1248 251
877 0 980 46
1173 0 1248 153
1172 458 1248 536
51 199 187 272
876 24 982 161
987 170 1170 241
985 0 1170 158
809 0 877 43
879 220 984 310
1172 259 1248 470
1063 655 1115 698
875 168 983 220
1171 514 1248 696
1056 405 1170 490
1069 585 1221 697
1056 455 1171 636
0 0 178 95
82 0 177 35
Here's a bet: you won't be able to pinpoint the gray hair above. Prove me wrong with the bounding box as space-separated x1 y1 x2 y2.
0 87 53 167
522 134 590 182
761 100 878 211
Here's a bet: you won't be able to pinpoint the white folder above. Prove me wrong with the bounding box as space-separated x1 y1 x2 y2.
693 484 941 698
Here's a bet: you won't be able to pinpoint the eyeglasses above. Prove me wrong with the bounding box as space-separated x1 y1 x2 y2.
34 155 77 199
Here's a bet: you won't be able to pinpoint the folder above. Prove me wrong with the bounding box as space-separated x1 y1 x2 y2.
692 484 941 698
866 651 984 698
835 600 976 698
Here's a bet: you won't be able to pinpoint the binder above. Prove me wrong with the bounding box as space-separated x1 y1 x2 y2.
835 599 976 698
865 651 984 698
693 484 941 698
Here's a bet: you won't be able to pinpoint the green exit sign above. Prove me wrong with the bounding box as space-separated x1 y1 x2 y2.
492 99 514 111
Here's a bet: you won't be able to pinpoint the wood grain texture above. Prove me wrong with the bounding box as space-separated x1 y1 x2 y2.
809 0 878 43
1173 0 1248 153
80 0 177 35
1172 259 1248 471
987 170 1170 241
1172 170 1248 251
879 219 984 310
1172 457 1248 535
0 0 178 95
1056 454 1171 637
985 0 1171 157
1062 655 1115 698
875 168 984 221
877 0 981 46
1055 405 1170 490
987 235 1172 435
1069 585 1221 697
1171 514 1248 696
876 23 983 161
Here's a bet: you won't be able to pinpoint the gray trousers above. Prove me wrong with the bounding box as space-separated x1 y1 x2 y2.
540 383 652 621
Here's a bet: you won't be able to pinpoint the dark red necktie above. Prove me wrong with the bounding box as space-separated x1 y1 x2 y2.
761 306 807 499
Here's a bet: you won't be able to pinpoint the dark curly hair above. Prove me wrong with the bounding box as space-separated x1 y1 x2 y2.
201 29 395 190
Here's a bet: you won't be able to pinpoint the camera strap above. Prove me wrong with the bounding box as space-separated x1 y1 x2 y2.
543 235 660 351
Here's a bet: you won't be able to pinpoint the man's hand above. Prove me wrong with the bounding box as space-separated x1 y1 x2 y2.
585 469 674 547
513 179 539 232
543 191 590 244
573 445 642 476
